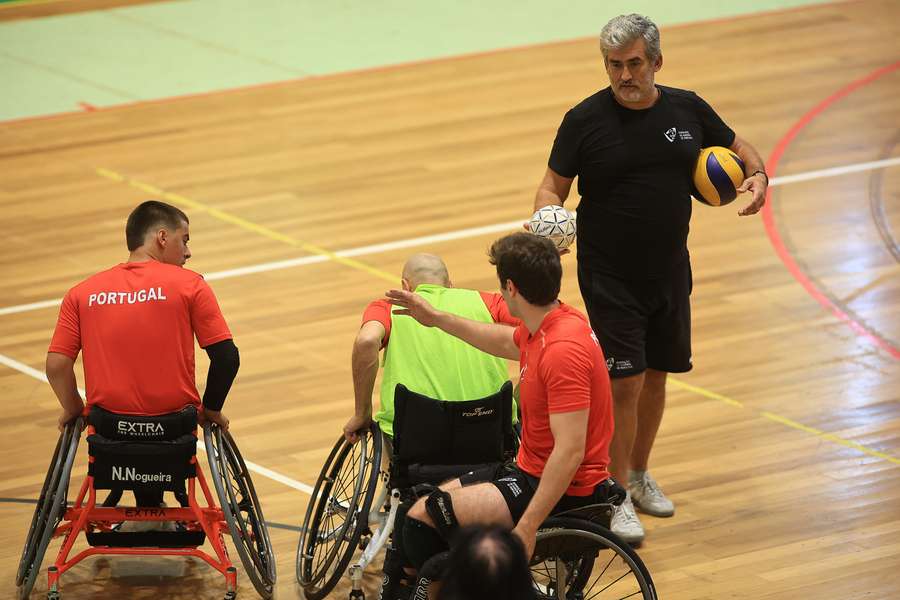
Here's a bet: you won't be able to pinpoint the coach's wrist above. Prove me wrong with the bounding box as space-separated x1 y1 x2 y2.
749 169 768 185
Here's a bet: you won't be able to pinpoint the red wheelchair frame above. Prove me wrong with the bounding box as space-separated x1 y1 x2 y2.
17 417 275 600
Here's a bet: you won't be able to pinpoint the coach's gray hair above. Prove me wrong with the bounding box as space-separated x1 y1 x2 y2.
600 14 661 62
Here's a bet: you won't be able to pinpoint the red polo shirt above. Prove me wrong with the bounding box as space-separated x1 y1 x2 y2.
513 303 613 495
48 260 232 416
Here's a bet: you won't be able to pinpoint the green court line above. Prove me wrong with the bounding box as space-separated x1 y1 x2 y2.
0 0 838 121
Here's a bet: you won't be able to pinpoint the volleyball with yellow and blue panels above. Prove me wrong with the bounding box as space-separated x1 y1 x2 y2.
692 146 745 206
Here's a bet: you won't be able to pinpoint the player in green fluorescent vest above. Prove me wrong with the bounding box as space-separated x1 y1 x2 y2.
343 253 520 443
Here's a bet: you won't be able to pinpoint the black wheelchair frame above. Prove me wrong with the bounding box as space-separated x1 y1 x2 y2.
296 383 658 600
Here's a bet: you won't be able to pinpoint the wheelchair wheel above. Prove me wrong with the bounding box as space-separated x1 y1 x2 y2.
531 516 657 600
205 424 277 599
17 419 82 600
296 424 382 600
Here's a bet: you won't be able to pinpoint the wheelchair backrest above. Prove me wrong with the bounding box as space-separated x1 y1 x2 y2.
87 405 198 492
392 381 515 468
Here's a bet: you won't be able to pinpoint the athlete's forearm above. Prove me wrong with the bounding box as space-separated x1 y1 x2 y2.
433 311 519 361
517 444 582 533
46 352 84 417
203 339 240 411
351 334 381 418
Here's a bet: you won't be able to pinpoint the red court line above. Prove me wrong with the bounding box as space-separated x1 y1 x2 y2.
761 61 900 360
0 0 856 127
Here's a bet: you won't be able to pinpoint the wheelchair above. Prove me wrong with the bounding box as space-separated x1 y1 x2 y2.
15 405 276 600
296 382 657 600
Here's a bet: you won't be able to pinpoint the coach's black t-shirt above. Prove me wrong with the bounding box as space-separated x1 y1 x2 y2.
549 85 735 279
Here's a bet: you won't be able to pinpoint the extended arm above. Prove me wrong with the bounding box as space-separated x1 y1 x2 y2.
730 134 768 216
534 167 575 211
200 338 240 431
344 321 385 442
46 352 84 431
513 409 588 557
386 289 519 360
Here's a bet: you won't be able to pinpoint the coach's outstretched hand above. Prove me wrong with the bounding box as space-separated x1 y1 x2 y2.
386 289 441 327
200 407 230 432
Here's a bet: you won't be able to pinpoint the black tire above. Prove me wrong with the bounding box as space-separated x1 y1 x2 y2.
204 424 277 599
296 424 382 600
531 516 657 600
17 419 82 600
17 428 66 586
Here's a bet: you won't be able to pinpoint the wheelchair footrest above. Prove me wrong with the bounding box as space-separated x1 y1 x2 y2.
86 530 206 548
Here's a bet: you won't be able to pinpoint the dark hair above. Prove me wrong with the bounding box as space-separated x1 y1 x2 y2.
437 526 536 600
488 232 561 305
125 201 189 251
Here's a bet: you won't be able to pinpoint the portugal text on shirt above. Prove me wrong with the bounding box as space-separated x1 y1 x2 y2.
88 287 167 307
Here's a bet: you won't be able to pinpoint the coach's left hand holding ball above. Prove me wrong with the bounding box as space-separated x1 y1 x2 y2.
736 170 768 216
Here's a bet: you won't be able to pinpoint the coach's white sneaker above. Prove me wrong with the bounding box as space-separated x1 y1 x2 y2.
629 471 675 517
611 493 644 545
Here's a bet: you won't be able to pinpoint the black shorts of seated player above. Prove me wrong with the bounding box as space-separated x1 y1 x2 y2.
460 463 626 524
436 525 536 600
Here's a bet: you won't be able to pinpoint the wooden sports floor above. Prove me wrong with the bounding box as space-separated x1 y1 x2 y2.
1 1 899 598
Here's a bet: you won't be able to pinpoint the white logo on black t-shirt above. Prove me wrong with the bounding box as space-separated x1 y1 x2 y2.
664 127 677 142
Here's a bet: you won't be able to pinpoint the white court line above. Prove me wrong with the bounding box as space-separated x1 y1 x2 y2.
1 156 899 318
2 155 898 493
2 155 900 317
770 156 900 185
0 352 315 495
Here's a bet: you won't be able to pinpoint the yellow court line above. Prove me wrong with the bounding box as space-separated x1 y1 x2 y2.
667 377 745 408
760 411 900 466
95 167 898 467
669 377 899 466
95 168 396 283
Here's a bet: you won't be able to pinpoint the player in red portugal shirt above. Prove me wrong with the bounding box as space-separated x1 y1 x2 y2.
386 232 625 570
46 200 239 507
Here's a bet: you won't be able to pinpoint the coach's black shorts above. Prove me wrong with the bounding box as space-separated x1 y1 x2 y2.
459 463 626 523
577 259 693 378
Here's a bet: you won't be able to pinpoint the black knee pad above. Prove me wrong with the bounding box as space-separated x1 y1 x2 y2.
402 516 448 571
424 489 460 543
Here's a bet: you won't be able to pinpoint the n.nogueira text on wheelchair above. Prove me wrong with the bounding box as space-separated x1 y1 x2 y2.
111 466 173 484
87 287 167 306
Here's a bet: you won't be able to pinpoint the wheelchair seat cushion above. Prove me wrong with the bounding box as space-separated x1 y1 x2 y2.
89 404 197 441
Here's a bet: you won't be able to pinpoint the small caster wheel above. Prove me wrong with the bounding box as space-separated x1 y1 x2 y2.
349 591 365 599
223 592 236 600
47 592 61 600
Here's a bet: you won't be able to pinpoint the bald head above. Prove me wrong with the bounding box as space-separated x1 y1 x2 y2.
402 253 451 289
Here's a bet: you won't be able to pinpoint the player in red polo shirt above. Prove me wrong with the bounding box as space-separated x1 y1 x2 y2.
386 232 624 570
46 201 239 506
